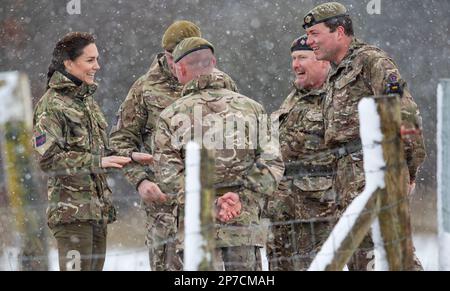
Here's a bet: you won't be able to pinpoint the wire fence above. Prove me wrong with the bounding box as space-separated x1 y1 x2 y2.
0 202 420 271
0 198 433 271
0 137 425 271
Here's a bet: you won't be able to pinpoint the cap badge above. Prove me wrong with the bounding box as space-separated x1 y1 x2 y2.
305 15 312 24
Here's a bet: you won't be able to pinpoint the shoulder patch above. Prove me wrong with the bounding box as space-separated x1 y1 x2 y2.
386 73 403 95
388 73 398 83
35 133 47 147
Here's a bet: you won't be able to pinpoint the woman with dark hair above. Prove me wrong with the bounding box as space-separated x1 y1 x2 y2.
32 32 149 271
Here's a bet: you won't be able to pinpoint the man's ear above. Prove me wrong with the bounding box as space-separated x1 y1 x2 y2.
211 56 217 67
336 26 346 39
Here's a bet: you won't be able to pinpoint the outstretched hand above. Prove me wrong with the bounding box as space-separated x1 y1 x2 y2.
131 152 154 165
216 192 242 223
101 156 131 168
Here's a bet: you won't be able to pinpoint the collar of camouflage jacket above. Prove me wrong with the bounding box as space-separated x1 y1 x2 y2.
277 85 324 116
181 73 234 97
145 53 180 88
330 38 367 72
159 53 174 78
283 86 306 111
49 71 97 98
294 82 310 96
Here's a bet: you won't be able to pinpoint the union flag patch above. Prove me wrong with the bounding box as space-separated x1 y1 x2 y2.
35 133 46 147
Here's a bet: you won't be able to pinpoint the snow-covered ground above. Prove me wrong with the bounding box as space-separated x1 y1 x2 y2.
0 247 149 271
0 234 439 271
99 247 149 271
413 233 439 271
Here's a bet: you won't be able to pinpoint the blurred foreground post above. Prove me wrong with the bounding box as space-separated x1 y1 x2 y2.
309 96 415 271
376 95 414 270
437 79 450 270
308 98 384 271
184 142 216 271
0 71 48 270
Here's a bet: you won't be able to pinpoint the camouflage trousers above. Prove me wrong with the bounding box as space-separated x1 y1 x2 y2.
145 204 182 271
265 176 336 271
268 220 335 271
51 221 107 271
335 153 423 271
345 229 423 271
334 153 366 213
220 246 262 271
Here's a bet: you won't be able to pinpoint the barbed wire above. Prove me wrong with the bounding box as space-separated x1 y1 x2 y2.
0 221 416 271
0 134 422 270
0 205 419 271
135 196 412 251
3 200 406 245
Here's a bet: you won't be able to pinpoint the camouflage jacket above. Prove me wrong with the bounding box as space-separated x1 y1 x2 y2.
277 85 334 169
33 71 115 228
153 73 284 248
269 86 336 220
324 38 426 181
109 53 238 189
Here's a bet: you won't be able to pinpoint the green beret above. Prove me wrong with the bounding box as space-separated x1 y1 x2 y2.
173 37 215 63
161 20 201 52
303 2 348 29
291 35 312 52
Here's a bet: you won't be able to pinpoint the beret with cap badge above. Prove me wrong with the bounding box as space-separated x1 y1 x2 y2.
303 2 348 29
291 34 312 52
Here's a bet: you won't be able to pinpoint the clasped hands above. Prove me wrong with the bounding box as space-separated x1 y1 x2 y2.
138 180 242 223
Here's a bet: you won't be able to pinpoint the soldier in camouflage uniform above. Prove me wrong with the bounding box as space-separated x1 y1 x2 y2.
153 37 284 271
267 35 336 271
303 2 426 270
109 21 238 271
33 32 132 271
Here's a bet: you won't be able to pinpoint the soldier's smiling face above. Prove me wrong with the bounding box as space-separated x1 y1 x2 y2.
306 23 340 62
291 50 329 89
64 43 100 85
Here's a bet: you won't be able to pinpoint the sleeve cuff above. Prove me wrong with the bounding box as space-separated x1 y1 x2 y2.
136 177 150 191
91 154 102 172
130 171 152 190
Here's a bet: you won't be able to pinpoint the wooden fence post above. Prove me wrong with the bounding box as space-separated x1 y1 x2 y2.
309 98 385 271
376 95 415 270
198 147 216 271
309 96 416 271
